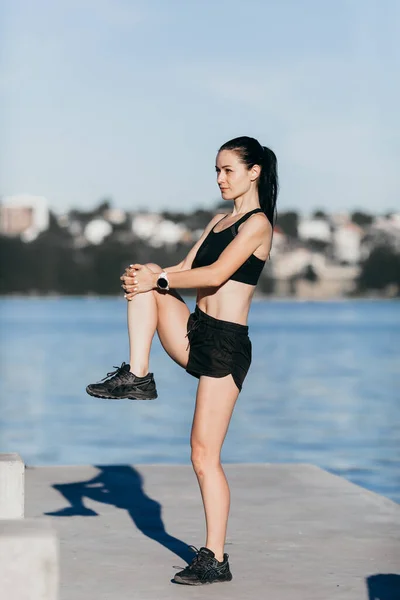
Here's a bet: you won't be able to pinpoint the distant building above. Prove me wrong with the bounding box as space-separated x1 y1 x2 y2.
329 213 352 227
333 223 363 265
84 219 113 245
132 213 188 247
273 248 359 298
0 205 33 236
270 225 286 258
151 219 187 247
0 194 49 241
298 218 331 243
273 248 316 279
132 213 161 240
104 208 127 225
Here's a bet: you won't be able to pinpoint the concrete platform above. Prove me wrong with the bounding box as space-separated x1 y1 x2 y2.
0 519 59 600
26 464 400 600
0 453 24 518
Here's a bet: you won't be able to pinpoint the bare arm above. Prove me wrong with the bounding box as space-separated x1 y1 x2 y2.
126 213 271 294
121 214 225 298
164 213 271 289
127 214 225 276
160 262 184 273
123 213 271 297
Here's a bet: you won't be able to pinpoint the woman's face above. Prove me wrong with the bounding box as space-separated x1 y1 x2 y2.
215 150 256 201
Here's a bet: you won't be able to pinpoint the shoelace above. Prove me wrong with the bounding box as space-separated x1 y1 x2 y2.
173 546 205 572
99 362 129 383
187 547 213 572
188 545 201 565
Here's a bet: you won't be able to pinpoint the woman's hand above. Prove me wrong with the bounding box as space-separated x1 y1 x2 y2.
120 264 157 300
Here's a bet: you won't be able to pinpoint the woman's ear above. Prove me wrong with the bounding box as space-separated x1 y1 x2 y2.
250 164 261 182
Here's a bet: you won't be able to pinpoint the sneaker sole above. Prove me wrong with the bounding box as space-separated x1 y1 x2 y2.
86 387 157 401
173 574 232 586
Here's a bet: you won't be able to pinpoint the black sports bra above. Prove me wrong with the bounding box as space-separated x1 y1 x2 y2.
191 208 266 286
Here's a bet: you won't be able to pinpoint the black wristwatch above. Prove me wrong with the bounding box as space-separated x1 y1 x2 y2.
156 270 170 290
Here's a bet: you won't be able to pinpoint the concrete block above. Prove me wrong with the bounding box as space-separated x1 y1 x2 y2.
0 453 24 518
0 519 59 600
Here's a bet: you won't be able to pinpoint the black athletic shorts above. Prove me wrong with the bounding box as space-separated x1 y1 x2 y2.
185 305 252 393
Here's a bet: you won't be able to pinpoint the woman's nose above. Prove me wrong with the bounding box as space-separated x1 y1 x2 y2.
217 173 226 184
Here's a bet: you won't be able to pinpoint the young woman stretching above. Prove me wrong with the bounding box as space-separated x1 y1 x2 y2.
86 136 278 585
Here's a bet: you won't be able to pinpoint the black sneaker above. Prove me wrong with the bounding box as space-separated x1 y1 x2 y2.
86 362 158 400
173 546 232 586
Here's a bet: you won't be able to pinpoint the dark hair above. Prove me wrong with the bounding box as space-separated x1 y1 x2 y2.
219 136 278 227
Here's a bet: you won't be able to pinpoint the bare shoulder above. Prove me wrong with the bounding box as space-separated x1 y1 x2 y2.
203 212 228 233
238 212 272 237
196 212 228 238
210 212 228 224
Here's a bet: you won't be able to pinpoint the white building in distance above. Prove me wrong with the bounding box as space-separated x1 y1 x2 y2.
0 194 49 241
84 219 113 245
132 213 188 247
333 223 363 264
132 213 162 241
298 218 331 243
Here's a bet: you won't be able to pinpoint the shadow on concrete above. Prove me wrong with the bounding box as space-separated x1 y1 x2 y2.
366 574 400 600
44 465 193 563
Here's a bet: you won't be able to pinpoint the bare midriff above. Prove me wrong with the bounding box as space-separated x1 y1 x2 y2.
196 279 256 326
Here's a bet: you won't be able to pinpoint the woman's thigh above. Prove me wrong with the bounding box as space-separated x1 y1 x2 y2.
190 374 240 456
145 263 191 370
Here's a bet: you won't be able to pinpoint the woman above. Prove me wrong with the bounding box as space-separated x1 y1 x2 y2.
86 136 278 585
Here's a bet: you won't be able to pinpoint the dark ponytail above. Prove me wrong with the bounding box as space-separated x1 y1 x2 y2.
219 136 278 227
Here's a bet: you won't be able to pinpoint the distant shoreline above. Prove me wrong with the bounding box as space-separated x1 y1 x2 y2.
1 293 398 303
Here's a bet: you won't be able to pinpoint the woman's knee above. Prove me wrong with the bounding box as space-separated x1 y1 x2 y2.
191 441 220 476
144 263 162 274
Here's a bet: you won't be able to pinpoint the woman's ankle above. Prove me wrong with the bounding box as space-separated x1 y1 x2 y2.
204 545 224 563
129 364 149 377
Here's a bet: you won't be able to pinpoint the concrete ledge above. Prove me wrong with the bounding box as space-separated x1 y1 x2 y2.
0 453 24 518
0 518 59 600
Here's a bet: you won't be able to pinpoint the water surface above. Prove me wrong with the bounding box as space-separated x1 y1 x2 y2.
0 298 398 503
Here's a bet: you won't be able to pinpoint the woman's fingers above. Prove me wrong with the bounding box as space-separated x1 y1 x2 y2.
120 276 137 285
121 265 138 276
121 264 141 300
122 284 137 293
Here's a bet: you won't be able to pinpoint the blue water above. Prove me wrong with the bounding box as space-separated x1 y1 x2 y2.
0 298 399 503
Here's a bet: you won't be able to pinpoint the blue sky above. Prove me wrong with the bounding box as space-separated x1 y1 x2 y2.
1 0 399 214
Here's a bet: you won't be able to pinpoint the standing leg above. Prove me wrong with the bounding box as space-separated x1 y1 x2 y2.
190 374 240 562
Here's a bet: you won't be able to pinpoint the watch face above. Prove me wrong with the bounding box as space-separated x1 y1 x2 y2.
158 277 168 289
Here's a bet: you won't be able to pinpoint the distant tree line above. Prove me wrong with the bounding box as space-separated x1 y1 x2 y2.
0 207 398 296
357 246 400 293
0 230 193 296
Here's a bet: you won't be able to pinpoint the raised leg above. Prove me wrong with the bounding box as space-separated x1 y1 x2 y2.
190 374 240 562
127 263 191 376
